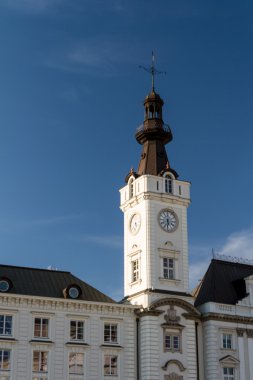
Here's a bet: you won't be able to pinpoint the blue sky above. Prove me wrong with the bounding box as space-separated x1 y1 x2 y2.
0 0 253 299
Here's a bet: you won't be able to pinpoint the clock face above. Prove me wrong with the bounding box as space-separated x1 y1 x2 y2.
159 209 178 232
130 213 141 235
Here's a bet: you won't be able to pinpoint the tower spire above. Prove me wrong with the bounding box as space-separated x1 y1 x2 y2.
133 56 177 178
139 52 166 92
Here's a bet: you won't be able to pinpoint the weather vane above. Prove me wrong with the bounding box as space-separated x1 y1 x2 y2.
139 52 166 92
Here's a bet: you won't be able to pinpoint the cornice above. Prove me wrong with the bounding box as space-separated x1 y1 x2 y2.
135 309 163 317
120 191 190 211
201 312 253 324
0 294 137 316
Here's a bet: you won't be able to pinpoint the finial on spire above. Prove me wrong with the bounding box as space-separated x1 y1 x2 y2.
139 52 166 92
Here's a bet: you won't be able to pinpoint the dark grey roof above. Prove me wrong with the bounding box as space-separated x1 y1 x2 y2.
0 264 115 303
195 259 253 307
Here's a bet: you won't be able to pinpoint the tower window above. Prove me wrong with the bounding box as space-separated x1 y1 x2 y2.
149 105 154 118
179 185 182 195
163 258 174 279
132 259 139 282
129 178 134 198
165 177 173 194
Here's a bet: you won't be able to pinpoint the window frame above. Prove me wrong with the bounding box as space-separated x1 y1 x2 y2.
163 258 175 280
131 259 139 283
223 367 235 380
103 354 118 377
68 352 84 377
164 329 182 353
0 315 13 337
69 320 85 342
103 323 119 345
222 333 233 349
33 317 50 340
32 350 48 379
0 349 11 372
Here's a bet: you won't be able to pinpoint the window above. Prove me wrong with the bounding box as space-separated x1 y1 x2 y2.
223 367 234 380
0 349 11 370
0 316 12 336
163 258 174 279
132 260 139 282
34 318 49 339
164 332 180 352
129 179 134 198
69 352 84 377
70 321 84 341
32 351 48 379
104 355 118 376
223 333 232 349
104 323 118 344
165 177 173 194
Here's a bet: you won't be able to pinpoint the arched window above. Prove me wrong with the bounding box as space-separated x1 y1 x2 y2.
165 174 173 194
149 105 154 118
129 178 134 198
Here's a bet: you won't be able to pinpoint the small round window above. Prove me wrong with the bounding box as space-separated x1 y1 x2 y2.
0 280 10 292
68 286 80 299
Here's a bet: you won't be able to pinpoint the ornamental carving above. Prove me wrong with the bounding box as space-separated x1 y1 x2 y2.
247 329 253 338
164 306 180 325
236 328 245 337
164 373 183 380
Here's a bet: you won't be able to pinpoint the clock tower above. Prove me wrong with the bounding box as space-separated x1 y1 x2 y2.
120 71 191 308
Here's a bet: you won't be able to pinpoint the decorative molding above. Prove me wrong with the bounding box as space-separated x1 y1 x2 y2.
162 359 186 372
236 328 246 337
202 313 253 325
246 329 253 338
163 306 181 325
164 374 183 380
219 355 240 364
135 309 163 317
0 294 136 315
65 342 89 347
150 297 200 317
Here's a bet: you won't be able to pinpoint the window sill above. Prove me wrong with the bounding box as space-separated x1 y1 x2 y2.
65 341 89 347
220 348 236 352
159 277 181 285
0 337 16 343
101 344 123 349
129 279 142 287
30 339 54 345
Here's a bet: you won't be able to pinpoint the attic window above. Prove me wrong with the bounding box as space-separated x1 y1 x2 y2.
63 284 82 299
69 287 80 299
0 279 11 293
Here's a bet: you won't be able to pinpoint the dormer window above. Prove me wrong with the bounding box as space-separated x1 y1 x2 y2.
0 278 12 293
63 284 82 299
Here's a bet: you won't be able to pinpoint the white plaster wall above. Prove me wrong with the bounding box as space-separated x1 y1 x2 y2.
0 295 137 380
120 174 191 306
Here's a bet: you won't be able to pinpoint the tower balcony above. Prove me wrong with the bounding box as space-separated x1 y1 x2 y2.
135 121 173 144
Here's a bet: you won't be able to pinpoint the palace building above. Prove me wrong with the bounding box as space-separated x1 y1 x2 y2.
0 67 253 380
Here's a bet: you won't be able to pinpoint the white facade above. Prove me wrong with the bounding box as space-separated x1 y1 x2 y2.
120 173 191 307
0 292 137 380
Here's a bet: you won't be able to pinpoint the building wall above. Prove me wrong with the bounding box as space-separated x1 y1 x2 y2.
0 294 137 380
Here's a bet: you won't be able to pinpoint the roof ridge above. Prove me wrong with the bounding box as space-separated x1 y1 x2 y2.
0 263 70 274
